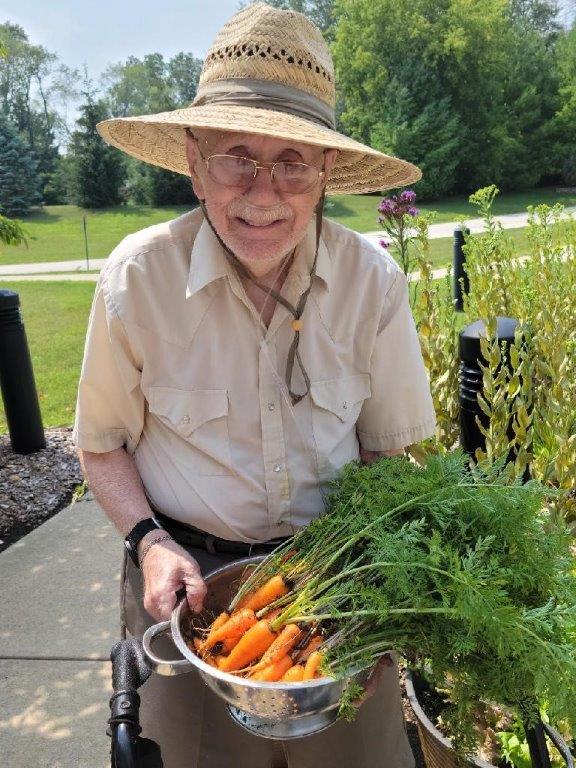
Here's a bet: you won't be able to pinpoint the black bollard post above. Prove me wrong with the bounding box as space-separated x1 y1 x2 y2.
459 316 519 457
459 317 550 768
0 290 46 454
453 226 470 312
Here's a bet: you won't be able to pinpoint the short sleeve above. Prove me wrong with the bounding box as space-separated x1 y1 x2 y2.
72 280 144 454
356 270 437 451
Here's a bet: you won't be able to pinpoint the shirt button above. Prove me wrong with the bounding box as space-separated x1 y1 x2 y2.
342 401 347 410
268 402 276 411
181 415 191 424
273 464 282 473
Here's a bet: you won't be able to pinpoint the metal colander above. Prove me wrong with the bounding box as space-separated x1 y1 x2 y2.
142 556 373 739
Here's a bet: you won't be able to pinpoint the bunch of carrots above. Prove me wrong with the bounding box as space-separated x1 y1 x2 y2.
182 450 576 760
188 573 326 683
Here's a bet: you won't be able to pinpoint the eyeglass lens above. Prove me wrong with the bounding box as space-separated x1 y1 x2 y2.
207 155 319 193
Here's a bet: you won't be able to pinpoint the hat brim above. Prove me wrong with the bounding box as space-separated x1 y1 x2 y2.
96 103 421 195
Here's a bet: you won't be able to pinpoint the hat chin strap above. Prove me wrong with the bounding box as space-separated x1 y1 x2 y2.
198 193 325 405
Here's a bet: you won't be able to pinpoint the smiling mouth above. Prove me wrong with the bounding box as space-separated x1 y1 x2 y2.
236 217 286 229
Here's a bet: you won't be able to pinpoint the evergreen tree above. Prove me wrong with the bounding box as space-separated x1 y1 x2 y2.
68 95 125 208
103 51 201 206
0 113 41 216
147 166 197 206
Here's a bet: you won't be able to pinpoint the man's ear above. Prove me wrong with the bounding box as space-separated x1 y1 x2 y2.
184 129 206 201
323 148 339 184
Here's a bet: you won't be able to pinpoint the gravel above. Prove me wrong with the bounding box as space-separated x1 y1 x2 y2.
0 427 83 553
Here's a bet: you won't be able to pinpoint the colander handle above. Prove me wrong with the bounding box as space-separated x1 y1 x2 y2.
142 620 195 677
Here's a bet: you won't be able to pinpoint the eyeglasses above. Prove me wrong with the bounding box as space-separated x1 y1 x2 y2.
191 138 325 194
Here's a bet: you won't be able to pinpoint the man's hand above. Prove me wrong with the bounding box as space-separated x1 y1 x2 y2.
140 538 207 621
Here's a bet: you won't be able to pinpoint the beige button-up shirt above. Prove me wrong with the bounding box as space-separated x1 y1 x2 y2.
73 207 436 542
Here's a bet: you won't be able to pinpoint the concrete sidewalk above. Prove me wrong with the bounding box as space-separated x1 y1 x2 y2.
0 493 121 768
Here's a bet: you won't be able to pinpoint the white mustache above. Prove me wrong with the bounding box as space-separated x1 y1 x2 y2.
228 202 292 227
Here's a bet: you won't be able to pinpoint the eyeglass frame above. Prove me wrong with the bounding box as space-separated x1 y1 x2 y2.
185 128 328 194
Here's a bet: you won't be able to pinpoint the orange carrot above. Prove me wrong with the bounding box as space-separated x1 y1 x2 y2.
281 664 305 682
202 608 257 650
222 636 241 653
199 611 230 651
251 654 293 682
237 574 290 612
303 650 323 680
294 635 323 663
252 624 302 671
219 620 278 672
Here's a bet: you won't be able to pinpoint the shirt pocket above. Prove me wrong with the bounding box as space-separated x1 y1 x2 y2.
309 374 371 480
148 387 232 476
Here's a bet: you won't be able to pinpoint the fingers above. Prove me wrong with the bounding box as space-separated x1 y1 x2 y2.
182 569 208 614
142 540 207 621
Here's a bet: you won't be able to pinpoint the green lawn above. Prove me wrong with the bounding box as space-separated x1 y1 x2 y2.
0 281 95 432
0 186 567 431
0 204 190 265
325 187 576 233
1 187 574 266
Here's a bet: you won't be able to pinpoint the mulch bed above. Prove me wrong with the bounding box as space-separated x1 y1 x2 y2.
0 427 83 553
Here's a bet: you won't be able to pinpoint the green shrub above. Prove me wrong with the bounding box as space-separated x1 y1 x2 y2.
384 187 576 526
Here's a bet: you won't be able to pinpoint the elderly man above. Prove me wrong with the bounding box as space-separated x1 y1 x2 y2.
74 4 436 767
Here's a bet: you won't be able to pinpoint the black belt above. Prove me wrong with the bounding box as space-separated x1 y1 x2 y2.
154 511 291 556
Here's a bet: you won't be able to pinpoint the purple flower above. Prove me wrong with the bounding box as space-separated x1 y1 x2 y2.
378 199 397 216
379 238 390 249
407 206 419 217
399 190 417 204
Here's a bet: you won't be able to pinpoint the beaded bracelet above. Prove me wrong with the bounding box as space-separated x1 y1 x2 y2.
140 534 173 566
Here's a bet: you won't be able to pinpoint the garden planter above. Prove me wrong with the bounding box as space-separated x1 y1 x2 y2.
405 669 495 768
404 670 574 768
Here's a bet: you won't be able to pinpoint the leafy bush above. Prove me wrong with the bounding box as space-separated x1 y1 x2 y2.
379 187 576 526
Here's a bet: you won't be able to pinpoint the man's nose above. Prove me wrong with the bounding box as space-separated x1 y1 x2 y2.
245 164 281 203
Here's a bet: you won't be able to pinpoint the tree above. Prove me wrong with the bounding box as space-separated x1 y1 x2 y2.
332 0 565 198
0 22 79 201
0 113 41 216
0 39 28 242
68 94 125 208
551 23 576 183
102 52 201 206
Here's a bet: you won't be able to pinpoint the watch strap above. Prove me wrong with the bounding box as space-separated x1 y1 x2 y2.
125 518 162 568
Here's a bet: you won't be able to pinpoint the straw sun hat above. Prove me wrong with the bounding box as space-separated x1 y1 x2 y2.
96 3 421 195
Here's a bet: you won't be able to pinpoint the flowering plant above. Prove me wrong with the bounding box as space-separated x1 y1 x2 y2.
377 190 420 277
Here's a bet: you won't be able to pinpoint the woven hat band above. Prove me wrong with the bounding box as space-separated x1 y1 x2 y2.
193 78 336 130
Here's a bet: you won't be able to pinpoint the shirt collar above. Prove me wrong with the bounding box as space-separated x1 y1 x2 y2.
186 217 231 299
186 214 331 300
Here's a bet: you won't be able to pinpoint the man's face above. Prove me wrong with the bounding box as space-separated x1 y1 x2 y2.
185 129 338 278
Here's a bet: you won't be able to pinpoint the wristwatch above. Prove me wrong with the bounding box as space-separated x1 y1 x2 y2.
124 518 163 568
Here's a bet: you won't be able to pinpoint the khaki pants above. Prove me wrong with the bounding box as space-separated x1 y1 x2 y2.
121 547 415 768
